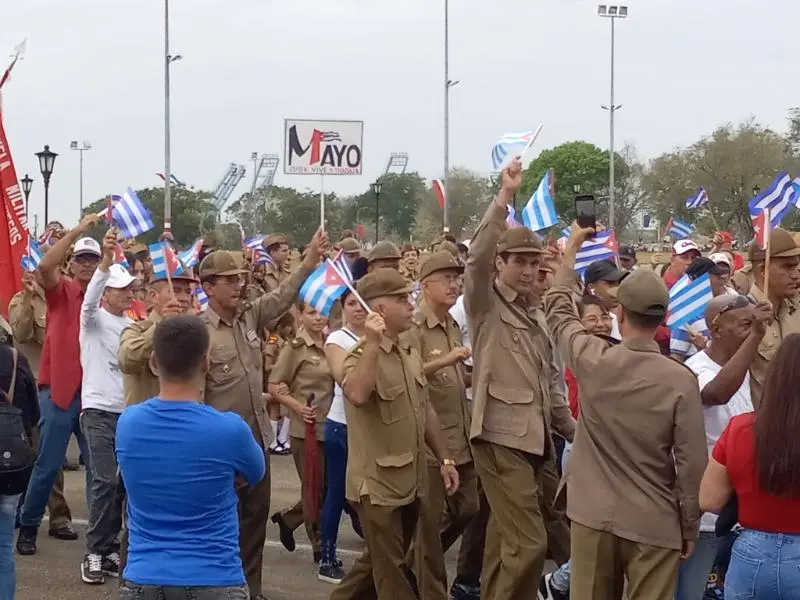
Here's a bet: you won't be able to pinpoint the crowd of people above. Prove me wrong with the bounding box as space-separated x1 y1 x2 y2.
0 156 799 600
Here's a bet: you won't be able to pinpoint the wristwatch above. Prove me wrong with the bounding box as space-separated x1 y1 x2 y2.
442 459 456 467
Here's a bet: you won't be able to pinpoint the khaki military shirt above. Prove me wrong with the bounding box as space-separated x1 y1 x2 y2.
545 265 707 549
263 333 286 391
245 281 268 303
200 263 313 449
118 311 163 406
464 201 573 456
8 287 46 376
343 335 427 507
747 284 800 408
268 328 334 441
407 301 471 466
264 261 290 292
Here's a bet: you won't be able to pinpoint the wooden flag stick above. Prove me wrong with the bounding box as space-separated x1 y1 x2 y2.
763 209 771 303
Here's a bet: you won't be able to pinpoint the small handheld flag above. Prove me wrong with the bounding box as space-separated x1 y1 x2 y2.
148 241 185 280
685 187 708 209
21 239 42 272
521 169 558 231
666 218 695 239
112 188 155 239
749 172 795 229
666 273 713 329
299 259 349 317
491 126 542 170
574 231 618 275
179 239 204 269
506 206 522 229
752 208 770 251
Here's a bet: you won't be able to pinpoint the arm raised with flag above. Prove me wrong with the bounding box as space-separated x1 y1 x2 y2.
253 228 330 331
38 213 99 290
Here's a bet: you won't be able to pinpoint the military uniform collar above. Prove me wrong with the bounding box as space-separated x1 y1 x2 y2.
621 337 661 353
205 303 243 328
749 283 797 317
298 327 324 350
379 334 410 353
495 278 518 303
149 310 164 325
419 300 449 329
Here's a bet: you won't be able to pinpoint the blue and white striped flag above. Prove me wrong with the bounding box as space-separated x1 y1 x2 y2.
195 287 209 311
666 273 713 329
179 239 203 269
667 218 695 239
299 259 348 317
749 172 796 228
574 231 618 275
521 170 558 231
112 188 155 239
491 127 541 170
21 239 43 272
506 205 522 229
334 252 354 283
148 241 185 279
685 187 708 209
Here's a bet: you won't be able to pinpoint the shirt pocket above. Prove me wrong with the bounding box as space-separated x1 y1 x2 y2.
483 382 534 437
373 451 415 499
498 311 529 355
209 346 239 386
376 381 410 425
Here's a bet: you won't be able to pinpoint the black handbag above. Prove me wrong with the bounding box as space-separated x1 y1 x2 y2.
714 493 739 536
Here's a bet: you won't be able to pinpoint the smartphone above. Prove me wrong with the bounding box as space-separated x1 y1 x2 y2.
575 195 596 229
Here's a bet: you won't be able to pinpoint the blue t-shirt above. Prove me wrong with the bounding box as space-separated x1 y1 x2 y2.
116 398 265 586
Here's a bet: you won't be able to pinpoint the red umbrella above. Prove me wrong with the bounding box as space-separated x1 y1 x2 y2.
303 393 322 519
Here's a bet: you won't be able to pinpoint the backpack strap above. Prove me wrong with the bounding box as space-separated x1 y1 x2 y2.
0 348 18 405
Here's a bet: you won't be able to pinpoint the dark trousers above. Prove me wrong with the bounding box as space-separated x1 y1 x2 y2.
80 408 122 555
120 581 249 600
237 450 271 597
278 436 324 553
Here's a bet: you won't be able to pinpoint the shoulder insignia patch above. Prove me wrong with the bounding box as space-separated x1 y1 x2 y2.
429 348 442 357
267 335 280 344
291 337 304 348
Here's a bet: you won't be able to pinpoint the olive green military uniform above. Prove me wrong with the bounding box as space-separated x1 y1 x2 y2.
464 203 576 600
367 241 402 272
331 271 428 600
245 281 269 303
406 252 478 600
268 327 334 554
7 288 73 531
262 233 292 292
198 250 314 598
746 229 800 408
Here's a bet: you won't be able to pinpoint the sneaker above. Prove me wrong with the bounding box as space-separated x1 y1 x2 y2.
102 552 120 577
15 526 38 556
538 573 568 600
450 579 480 600
81 553 105 584
270 512 296 552
318 563 346 585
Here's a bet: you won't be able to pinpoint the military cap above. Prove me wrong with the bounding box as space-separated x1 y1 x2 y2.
263 233 289 249
128 242 148 255
420 250 464 281
616 269 669 318
150 269 198 284
357 269 414 301
339 237 361 253
435 241 460 258
496 227 545 254
367 241 402 264
748 228 800 261
198 250 248 278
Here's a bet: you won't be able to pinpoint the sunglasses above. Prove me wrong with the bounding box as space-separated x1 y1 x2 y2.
711 295 754 325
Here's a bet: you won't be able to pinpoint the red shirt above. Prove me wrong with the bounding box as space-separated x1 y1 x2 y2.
125 299 148 321
39 278 85 410
712 413 800 534
565 368 580 419
662 267 681 290
732 252 745 272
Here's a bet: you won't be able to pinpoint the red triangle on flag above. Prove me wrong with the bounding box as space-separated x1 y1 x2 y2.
164 244 181 274
604 231 619 253
324 262 345 287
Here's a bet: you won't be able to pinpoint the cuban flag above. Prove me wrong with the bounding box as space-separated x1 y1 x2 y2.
179 238 204 269
521 170 558 231
299 259 349 317
149 241 185 279
574 231 619 275
666 218 695 239
156 173 186 187
666 273 713 329
111 188 155 239
752 207 771 250
114 244 129 268
37 225 57 246
21 239 43 272
194 286 209 311
333 252 354 283
749 172 796 229
432 179 447 210
506 205 522 229
491 126 542 170
685 187 708 209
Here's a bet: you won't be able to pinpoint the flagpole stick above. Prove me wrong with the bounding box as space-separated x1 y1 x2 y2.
162 241 176 300
320 173 325 232
325 257 371 313
518 123 544 164
763 210 771 303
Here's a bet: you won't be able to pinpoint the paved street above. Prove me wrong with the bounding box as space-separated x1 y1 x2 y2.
15 453 463 600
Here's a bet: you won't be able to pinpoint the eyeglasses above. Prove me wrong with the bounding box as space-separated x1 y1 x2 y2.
711 295 754 325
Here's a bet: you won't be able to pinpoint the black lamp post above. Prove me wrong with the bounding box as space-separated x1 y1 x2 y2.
371 180 383 245
35 145 57 226
20 174 33 218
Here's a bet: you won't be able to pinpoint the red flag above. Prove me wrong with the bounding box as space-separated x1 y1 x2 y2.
752 209 770 250
0 40 25 91
0 111 28 315
432 179 447 210
164 243 181 275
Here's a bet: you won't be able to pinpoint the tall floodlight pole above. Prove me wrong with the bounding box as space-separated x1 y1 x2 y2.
164 0 182 234
70 141 91 214
443 0 460 233
598 4 627 231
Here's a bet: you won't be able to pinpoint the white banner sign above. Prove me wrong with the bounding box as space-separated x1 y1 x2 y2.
284 119 363 175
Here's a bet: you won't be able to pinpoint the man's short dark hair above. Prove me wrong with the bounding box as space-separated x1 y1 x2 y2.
623 309 663 329
153 316 209 381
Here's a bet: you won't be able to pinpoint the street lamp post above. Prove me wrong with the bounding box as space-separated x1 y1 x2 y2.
598 4 627 232
164 0 183 234
70 140 91 214
443 0 460 234
35 145 57 226
20 174 33 219
371 181 383 246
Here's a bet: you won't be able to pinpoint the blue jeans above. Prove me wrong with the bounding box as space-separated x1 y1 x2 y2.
81 409 121 555
120 582 249 600
19 388 91 529
726 529 800 599
0 493 21 600
675 531 724 599
319 420 347 559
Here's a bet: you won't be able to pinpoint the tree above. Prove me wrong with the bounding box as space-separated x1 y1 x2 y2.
84 187 216 247
413 168 493 242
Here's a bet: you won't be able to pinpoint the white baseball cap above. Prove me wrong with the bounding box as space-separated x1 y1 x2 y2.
106 264 136 289
73 237 102 258
673 239 701 256
709 252 733 269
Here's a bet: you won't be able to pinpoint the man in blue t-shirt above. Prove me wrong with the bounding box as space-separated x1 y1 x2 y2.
116 315 265 599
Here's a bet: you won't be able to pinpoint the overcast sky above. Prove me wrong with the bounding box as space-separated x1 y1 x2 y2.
2 0 799 228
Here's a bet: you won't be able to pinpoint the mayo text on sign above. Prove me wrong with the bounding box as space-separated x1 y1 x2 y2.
284 119 363 175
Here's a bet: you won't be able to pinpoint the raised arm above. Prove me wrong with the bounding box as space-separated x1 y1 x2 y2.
39 214 99 290
464 161 522 320
81 229 115 330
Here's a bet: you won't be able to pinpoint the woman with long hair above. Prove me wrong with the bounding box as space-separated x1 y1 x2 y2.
700 333 800 598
